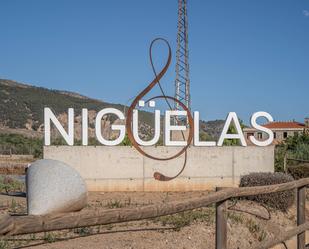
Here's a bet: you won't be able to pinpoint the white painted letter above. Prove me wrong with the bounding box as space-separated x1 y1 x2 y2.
217 112 247 146
44 107 74 146
133 109 160 146
165 110 187 146
82 109 88 146
249 111 274 146
95 108 125 146
194 111 216 146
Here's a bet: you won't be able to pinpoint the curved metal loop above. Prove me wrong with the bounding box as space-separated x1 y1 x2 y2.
125 38 194 181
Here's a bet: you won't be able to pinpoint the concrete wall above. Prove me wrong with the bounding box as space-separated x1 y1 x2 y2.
43 146 274 191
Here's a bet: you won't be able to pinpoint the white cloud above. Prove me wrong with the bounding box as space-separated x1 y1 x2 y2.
303 10 309 17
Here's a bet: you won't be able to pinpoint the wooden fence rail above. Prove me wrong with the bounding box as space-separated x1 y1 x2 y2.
287 157 309 163
0 178 309 249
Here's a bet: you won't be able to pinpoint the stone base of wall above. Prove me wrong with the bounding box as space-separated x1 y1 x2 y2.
43 146 274 191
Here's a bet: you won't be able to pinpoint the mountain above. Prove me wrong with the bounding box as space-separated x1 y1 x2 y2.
0 79 154 139
200 120 225 140
0 78 224 141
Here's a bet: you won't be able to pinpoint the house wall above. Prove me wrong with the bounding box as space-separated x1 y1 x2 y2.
43 145 275 191
244 128 303 144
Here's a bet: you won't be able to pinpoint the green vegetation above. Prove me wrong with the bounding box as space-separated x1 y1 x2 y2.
228 212 244 225
223 119 245 146
0 133 108 158
246 218 260 234
73 227 92 236
288 164 309 180
106 198 132 209
0 79 153 129
0 176 25 194
275 133 309 173
106 200 123 209
246 218 267 241
43 233 56 243
0 240 9 249
155 208 215 230
199 131 215 142
0 133 43 157
120 134 132 146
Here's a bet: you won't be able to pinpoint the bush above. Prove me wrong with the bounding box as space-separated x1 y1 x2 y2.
239 172 294 211
0 133 43 158
288 164 309 180
274 133 309 172
0 176 25 194
274 145 286 172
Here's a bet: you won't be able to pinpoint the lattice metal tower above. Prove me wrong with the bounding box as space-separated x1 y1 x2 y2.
174 0 190 113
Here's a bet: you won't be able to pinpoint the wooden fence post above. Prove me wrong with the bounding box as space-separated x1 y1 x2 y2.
297 186 306 249
284 153 287 173
216 187 227 249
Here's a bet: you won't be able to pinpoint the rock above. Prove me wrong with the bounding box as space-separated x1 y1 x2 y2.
27 159 87 215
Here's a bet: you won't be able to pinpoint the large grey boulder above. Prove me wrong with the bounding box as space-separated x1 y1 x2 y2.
27 159 88 215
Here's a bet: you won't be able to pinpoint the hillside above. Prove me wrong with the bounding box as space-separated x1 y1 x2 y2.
0 78 223 142
200 119 225 140
0 79 154 139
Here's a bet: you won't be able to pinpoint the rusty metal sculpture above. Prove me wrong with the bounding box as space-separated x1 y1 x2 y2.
125 38 194 181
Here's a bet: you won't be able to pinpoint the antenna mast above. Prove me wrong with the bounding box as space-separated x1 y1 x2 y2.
175 0 190 115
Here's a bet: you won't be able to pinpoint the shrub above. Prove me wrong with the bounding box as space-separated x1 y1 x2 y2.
0 239 9 249
156 208 214 230
274 144 286 172
274 133 309 172
292 143 309 160
239 172 294 211
0 176 25 194
288 164 309 180
0 133 43 158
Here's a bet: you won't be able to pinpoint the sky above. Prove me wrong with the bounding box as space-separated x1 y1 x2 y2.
0 0 308 123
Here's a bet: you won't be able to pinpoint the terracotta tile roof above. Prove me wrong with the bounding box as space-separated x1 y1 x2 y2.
263 121 305 129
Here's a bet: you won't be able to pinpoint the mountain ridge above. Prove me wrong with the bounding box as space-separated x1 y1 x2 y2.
0 78 224 140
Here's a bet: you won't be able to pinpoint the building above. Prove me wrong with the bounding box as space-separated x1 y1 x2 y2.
244 118 309 145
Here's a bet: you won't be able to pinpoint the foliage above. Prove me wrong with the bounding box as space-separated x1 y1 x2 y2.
0 79 154 129
199 131 215 142
246 218 267 241
275 145 286 172
0 176 25 194
0 240 9 249
200 119 225 140
73 227 91 236
0 133 43 158
106 200 123 209
275 133 309 172
43 233 56 243
156 208 214 230
284 133 309 152
288 164 309 180
223 119 245 146
0 133 104 158
120 134 132 146
289 142 309 161
239 172 294 211
227 212 244 225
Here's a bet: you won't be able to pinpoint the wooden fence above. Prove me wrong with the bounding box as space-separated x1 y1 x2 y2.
284 156 309 173
0 178 308 249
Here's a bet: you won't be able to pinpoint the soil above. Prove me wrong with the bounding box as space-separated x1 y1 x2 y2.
0 156 34 175
0 191 308 249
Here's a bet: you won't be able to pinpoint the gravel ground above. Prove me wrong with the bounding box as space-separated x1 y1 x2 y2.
0 191 308 249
